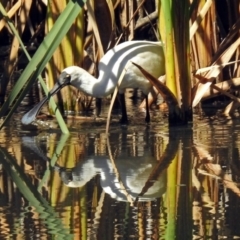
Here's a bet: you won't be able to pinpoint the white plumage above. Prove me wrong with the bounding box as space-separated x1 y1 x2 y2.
22 41 165 125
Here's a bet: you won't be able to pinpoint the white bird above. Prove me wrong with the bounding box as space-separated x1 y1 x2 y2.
21 41 165 125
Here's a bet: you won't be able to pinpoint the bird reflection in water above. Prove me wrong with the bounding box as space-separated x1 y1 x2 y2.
22 130 167 203
56 154 166 202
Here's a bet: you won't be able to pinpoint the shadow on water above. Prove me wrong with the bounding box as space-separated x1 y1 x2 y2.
1 114 240 238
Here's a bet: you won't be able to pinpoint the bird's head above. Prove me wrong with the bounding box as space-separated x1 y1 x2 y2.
50 66 75 92
49 66 86 94
55 71 71 87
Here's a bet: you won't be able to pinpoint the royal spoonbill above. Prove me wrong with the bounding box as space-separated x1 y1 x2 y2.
21 41 165 125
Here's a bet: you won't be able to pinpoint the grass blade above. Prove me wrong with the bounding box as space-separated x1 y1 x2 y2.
0 0 86 133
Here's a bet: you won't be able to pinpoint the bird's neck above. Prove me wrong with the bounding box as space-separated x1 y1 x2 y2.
74 70 115 98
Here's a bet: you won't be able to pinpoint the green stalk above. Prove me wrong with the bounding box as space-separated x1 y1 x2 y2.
173 1 191 120
159 0 192 124
0 0 86 133
0 3 70 133
164 154 178 239
160 0 177 96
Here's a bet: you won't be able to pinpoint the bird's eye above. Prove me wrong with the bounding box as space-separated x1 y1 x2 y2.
65 74 71 83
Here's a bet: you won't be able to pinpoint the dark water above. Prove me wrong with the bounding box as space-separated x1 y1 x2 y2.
1 97 240 239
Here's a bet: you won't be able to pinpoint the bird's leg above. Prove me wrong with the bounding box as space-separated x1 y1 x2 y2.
95 98 102 116
145 95 150 123
119 93 128 124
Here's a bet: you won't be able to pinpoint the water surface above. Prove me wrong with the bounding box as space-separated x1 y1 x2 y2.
0 98 240 239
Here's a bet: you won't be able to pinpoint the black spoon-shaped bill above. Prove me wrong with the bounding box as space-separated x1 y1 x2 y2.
21 81 65 125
